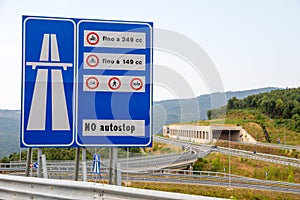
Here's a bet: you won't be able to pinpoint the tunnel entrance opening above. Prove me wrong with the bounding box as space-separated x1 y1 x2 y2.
212 130 240 141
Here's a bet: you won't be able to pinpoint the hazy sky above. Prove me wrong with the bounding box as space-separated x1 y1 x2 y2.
0 0 300 109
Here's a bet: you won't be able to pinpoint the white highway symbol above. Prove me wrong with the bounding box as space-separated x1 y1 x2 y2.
26 34 72 131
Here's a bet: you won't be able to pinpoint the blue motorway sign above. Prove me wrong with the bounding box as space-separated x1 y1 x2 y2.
21 16 153 147
21 17 75 147
76 20 153 147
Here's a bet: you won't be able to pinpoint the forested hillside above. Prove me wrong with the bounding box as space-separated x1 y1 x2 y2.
208 87 300 132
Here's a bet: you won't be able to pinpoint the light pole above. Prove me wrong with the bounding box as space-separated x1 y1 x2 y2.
229 129 231 188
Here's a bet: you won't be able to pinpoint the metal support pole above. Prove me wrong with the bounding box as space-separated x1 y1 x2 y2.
115 162 121 186
229 130 231 188
41 154 48 179
30 148 33 176
113 148 117 185
25 148 32 177
37 148 42 178
82 147 87 182
74 148 80 181
108 148 113 184
19 148 22 163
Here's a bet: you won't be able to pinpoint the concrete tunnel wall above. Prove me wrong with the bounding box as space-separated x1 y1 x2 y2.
163 125 255 143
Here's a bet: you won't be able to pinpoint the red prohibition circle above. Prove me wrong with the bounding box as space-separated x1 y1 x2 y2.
108 77 121 90
86 54 99 67
86 77 99 90
86 32 99 45
130 78 143 91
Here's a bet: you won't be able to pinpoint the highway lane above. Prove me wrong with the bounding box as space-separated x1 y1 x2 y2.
1 151 198 173
45 170 300 194
154 136 300 168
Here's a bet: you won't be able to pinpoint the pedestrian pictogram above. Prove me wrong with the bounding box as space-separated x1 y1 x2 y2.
86 77 99 90
130 77 143 91
108 77 121 90
86 32 99 45
86 54 99 68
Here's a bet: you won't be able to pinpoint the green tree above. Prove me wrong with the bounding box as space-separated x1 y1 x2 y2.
227 97 238 110
207 110 212 120
193 158 205 171
275 99 284 117
211 155 221 171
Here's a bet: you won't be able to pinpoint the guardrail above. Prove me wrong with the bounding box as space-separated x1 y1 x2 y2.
154 136 212 154
1 152 198 174
216 139 300 151
213 147 300 168
121 169 300 194
0 174 220 200
9 168 298 195
3 165 299 195
155 136 300 168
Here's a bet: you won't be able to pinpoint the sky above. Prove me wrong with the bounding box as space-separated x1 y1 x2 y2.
0 0 300 109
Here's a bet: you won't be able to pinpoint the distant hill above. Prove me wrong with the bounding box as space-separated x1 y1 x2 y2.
0 87 279 159
153 87 279 133
0 110 20 158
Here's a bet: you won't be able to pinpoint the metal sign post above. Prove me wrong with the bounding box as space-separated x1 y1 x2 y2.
74 148 80 181
82 148 87 182
41 155 48 179
25 148 32 177
37 148 42 178
113 148 118 185
108 148 113 184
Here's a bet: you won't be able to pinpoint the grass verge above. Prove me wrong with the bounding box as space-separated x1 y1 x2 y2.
130 181 300 200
